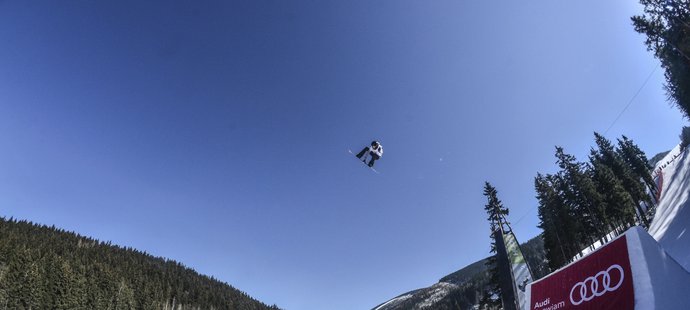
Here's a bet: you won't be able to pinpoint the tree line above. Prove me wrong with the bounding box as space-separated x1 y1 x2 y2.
477 153 671 309
534 133 657 270
0 217 280 310
478 133 656 309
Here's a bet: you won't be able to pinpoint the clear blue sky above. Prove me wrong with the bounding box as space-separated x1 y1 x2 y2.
0 1 686 309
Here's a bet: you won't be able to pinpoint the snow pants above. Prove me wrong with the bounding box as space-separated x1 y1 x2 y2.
356 147 380 167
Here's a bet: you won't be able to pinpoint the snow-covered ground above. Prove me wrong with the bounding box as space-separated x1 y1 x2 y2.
648 144 690 272
373 293 413 310
372 282 459 310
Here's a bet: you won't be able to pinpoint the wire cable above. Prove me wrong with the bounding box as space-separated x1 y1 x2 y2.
604 65 658 135
512 65 659 228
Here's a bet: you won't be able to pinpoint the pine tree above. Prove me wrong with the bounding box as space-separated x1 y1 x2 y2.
555 147 608 247
480 182 509 310
591 133 650 227
617 136 657 200
680 126 690 149
535 174 569 270
21 259 43 310
632 0 690 118
590 162 637 233
113 280 136 310
3 247 31 310
52 258 80 310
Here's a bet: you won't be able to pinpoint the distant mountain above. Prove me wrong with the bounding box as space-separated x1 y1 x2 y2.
649 150 671 167
0 217 280 310
372 235 547 310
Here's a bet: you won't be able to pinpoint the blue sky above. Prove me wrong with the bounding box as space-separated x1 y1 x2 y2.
0 1 686 309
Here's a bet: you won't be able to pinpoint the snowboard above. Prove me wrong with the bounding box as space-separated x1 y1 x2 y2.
348 149 379 174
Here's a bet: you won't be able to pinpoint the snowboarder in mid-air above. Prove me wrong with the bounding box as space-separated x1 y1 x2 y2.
356 140 383 167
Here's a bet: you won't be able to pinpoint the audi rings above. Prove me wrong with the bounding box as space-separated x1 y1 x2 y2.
569 264 625 305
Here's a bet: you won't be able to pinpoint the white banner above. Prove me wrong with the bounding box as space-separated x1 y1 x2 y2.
503 231 532 310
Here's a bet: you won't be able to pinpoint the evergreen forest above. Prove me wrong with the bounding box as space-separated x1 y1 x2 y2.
0 217 280 310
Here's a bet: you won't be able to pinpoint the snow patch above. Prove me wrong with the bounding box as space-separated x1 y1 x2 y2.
373 293 413 310
417 282 456 309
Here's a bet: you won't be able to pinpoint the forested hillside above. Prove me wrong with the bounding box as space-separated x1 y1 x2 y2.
0 217 280 310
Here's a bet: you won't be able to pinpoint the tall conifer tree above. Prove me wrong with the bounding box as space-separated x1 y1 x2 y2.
555 147 607 246
632 0 690 118
617 136 657 198
590 161 637 232
591 133 650 226
480 182 509 310
535 174 578 270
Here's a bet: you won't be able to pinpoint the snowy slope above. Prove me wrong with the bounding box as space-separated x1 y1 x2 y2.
648 144 690 272
372 282 460 310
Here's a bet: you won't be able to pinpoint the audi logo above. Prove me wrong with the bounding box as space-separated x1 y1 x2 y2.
569 264 625 305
